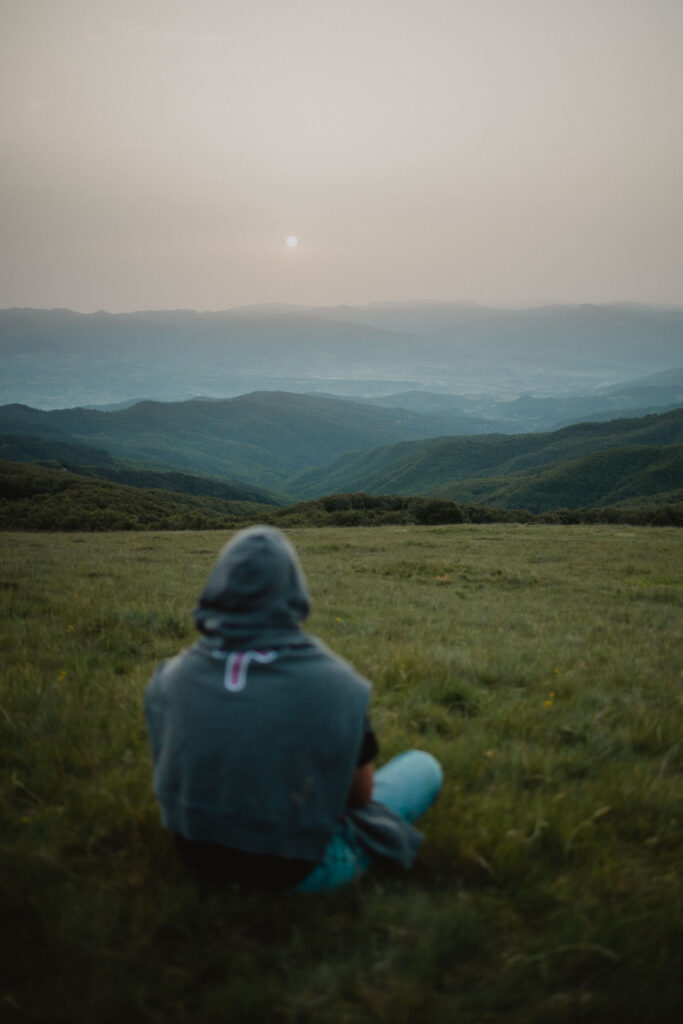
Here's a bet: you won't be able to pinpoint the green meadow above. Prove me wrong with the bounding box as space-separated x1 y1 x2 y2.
1 525 681 1023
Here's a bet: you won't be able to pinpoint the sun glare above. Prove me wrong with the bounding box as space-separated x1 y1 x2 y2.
286 236 298 247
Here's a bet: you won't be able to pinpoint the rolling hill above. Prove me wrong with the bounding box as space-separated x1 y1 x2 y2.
0 435 281 505
286 408 683 509
433 444 683 511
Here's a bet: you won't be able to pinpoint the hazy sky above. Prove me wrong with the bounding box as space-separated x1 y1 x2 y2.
1 0 682 311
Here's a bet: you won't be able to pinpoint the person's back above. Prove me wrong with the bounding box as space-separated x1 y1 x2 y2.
145 526 442 892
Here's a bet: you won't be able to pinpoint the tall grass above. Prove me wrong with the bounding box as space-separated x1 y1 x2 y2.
1 525 681 1023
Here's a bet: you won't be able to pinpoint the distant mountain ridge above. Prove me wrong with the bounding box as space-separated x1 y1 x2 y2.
359 367 683 432
2 302 682 408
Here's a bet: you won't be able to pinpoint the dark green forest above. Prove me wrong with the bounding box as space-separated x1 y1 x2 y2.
0 461 271 532
1 400 681 530
288 407 683 501
1 460 680 531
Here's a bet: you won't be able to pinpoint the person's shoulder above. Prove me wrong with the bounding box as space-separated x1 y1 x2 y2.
146 646 194 691
304 637 372 693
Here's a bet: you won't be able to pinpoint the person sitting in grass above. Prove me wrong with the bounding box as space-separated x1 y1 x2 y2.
144 525 443 892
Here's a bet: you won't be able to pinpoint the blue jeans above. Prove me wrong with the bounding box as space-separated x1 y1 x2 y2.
296 750 443 893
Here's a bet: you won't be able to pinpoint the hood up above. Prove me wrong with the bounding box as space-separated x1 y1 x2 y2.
193 526 311 649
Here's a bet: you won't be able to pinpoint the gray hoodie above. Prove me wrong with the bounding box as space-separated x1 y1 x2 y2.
144 527 371 861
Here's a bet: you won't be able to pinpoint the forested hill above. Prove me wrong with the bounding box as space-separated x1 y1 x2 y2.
0 460 276 531
433 445 683 512
0 392 491 488
286 408 683 508
0 435 279 505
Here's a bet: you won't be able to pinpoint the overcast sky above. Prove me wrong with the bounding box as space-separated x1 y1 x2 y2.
1 0 682 312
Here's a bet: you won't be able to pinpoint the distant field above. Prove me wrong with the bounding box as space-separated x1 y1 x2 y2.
1 525 681 1023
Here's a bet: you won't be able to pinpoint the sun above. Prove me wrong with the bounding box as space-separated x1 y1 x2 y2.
286 235 298 248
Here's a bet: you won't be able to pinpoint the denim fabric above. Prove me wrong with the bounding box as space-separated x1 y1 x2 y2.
296 749 443 893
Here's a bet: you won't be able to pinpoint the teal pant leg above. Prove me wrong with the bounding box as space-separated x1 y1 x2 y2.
295 821 371 893
296 749 443 893
371 749 444 823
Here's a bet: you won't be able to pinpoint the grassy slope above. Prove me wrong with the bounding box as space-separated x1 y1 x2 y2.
1 526 681 1023
287 408 683 503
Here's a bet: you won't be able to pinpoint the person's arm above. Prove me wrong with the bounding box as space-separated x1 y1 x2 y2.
347 714 378 806
347 761 374 807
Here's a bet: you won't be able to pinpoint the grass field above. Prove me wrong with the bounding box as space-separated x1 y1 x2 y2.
1 524 681 1023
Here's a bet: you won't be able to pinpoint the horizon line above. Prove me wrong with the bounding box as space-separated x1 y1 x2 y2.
2 298 683 316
